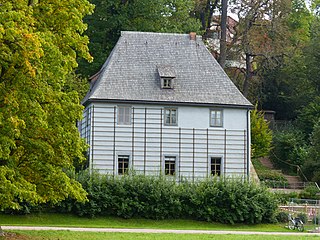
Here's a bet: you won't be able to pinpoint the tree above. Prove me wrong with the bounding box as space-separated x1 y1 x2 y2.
261 1 316 120
193 0 219 36
218 0 228 68
250 107 272 159
227 0 292 99
0 0 94 210
77 0 202 77
303 120 320 184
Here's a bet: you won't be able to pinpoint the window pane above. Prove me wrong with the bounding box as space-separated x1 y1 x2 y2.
211 157 221 176
171 110 176 124
118 107 131 125
210 110 222 127
164 109 177 125
165 156 176 175
118 155 129 175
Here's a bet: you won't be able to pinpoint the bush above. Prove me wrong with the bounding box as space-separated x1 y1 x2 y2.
56 172 278 224
297 213 307 224
271 128 307 173
251 108 272 159
275 211 289 223
299 185 320 200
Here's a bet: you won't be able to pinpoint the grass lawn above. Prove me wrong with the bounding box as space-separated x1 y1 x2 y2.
4 231 320 240
1 213 320 240
0 213 291 232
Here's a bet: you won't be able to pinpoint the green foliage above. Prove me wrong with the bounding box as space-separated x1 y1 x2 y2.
250 108 272 159
57 172 278 224
299 185 320 200
296 97 320 137
260 1 316 121
273 192 299 204
0 0 93 210
77 0 202 77
275 211 289 223
302 121 320 184
297 212 307 224
271 128 308 171
251 158 287 186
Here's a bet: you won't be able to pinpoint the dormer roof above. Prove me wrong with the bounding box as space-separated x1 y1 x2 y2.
157 65 176 78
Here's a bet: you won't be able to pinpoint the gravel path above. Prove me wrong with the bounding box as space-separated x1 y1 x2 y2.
2 226 320 236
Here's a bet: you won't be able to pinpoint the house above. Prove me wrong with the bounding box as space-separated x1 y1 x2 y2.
80 31 253 181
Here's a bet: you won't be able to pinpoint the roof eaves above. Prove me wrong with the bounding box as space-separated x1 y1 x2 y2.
84 98 254 109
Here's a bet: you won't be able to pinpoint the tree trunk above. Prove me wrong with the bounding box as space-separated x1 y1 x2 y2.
243 53 252 97
218 0 228 68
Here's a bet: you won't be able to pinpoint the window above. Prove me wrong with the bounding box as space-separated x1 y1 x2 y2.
210 109 223 127
164 108 177 125
210 157 222 176
118 155 129 175
118 106 131 125
162 77 173 89
165 156 176 175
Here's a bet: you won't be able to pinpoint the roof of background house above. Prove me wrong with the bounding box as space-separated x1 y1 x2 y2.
83 31 252 108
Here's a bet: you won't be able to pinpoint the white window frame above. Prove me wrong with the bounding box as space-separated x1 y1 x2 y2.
164 108 178 126
117 106 132 125
209 156 223 176
117 155 130 175
210 109 223 127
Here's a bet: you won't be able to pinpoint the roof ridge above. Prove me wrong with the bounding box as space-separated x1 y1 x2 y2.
121 31 203 40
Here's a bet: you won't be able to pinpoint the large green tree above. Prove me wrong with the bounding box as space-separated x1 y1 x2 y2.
77 0 202 77
0 0 94 210
261 1 317 120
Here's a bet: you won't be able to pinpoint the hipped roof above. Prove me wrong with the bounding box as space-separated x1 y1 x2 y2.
83 31 252 108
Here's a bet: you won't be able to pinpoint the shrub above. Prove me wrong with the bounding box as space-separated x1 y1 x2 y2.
297 213 307 224
56 172 278 224
251 108 272 159
275 211 289 223
271 128 307 173
299 185 320 200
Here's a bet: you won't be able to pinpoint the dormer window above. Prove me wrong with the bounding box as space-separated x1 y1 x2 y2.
162 77 173 89
157 65 175 89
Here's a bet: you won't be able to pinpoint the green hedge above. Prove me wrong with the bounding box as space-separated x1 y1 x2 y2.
56 171 278 224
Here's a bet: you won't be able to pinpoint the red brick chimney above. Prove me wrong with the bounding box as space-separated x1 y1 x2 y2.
189 32 196 40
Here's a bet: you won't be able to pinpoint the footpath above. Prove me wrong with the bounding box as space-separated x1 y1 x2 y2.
2 226 320 236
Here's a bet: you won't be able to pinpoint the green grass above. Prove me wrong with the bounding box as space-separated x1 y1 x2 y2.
1 213 318 233
0 213 289 232
6 231 320 240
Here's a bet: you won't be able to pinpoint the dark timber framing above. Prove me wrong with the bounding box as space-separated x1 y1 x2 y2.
179 127 181 180
85 105 248 181
192 128 195 183
91 105 95 173
160 109 163 175
224 129 227 177
113 106 116 175
144 108 147 175
132 107 135 167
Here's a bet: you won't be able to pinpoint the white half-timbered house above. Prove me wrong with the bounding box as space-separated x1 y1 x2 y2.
80 31 253 181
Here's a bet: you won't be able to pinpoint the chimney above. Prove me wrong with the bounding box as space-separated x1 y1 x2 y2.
189 32 196 41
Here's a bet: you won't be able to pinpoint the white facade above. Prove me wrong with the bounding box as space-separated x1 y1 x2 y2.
80 102 250 181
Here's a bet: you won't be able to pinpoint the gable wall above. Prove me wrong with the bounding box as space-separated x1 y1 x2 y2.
80 102 250 181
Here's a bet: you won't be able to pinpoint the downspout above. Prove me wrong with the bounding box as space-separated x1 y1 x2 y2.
246 108 251 181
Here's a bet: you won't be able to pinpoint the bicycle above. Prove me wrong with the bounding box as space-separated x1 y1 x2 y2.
288 214 304 232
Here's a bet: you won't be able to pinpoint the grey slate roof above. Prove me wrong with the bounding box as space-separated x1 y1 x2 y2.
83 31 252 108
